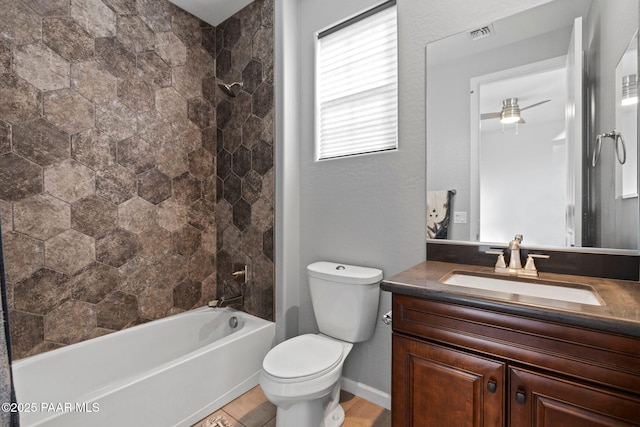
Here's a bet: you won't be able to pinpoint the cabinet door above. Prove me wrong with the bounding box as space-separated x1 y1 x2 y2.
392 334 505 427
510 367 640 426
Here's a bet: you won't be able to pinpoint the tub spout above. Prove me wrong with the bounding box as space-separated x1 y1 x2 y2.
208 295 244 308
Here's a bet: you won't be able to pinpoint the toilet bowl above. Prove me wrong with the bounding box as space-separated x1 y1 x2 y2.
260 334 353 427
260 262 382 427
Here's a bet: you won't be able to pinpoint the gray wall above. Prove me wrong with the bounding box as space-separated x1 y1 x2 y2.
276 0 550 400
295 0 423 396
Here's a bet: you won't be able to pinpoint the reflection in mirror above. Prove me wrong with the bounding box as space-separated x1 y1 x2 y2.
474 56 573 247
426 0 639 252
615 31 638 199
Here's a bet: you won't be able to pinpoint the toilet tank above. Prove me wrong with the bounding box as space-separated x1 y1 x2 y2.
307 261 383 343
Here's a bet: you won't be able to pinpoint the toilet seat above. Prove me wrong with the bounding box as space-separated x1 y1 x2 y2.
263 334 344 382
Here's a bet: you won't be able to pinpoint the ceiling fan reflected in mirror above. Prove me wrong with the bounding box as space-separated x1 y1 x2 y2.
481 98 551 124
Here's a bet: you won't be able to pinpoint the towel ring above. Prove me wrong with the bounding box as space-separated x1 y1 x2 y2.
592 130 626 167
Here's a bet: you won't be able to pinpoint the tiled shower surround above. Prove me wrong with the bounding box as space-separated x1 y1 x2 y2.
0 0 274 359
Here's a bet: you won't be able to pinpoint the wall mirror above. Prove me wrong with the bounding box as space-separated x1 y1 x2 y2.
615 31 638 200
426 0 639 252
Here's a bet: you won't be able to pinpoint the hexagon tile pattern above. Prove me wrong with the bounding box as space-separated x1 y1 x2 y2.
215 0 274 321
1 0 274 360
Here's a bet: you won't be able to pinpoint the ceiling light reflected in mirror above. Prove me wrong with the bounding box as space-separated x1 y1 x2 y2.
622 74 638 106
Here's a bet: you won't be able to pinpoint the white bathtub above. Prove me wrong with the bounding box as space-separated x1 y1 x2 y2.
13 307 275 427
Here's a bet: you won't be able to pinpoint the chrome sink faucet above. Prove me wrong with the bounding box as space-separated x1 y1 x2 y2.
508 234 523 273
486 234 549 276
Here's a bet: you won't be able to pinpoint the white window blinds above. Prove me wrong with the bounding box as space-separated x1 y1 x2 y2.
316 1 398 160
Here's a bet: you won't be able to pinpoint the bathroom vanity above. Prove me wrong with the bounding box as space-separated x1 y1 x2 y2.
382 260 640 426
409 0 640 423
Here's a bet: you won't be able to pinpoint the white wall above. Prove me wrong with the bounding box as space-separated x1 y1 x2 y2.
480 121 567 246
276 0 551 403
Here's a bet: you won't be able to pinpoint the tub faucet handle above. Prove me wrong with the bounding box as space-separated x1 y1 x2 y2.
232 264 247 278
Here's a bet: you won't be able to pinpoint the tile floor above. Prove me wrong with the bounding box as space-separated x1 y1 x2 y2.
192 386 391 427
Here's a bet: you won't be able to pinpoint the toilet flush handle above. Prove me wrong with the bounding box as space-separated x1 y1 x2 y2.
382 310 392 325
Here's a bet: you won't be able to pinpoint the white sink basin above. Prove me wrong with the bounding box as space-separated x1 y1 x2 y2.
441 272 603 306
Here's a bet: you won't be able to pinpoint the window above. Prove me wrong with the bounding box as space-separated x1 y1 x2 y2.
316 1 398 160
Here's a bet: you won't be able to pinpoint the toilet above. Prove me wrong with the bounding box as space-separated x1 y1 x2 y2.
260 261 382 427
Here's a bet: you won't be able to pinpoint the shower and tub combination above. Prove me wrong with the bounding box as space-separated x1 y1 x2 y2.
12 306 275 427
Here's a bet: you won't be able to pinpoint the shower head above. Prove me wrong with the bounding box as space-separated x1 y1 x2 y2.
217 81 243 97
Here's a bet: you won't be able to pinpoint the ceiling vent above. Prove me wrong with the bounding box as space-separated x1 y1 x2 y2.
469 24 494 41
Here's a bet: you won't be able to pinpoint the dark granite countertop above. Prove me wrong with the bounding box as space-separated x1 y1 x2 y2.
381 261 640 338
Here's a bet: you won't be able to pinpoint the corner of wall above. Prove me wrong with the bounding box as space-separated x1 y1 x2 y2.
275 0 302 343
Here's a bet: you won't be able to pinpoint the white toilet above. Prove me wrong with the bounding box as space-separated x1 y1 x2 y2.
260 261 382 427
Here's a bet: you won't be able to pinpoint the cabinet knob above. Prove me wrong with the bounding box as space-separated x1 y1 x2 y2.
487 380 497 393
515 391 526 404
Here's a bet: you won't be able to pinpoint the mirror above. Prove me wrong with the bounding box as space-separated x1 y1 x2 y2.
426 0 639 251
615 31 638 199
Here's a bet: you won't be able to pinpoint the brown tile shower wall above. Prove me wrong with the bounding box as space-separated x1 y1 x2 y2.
214 1 274 321
0 0 274 360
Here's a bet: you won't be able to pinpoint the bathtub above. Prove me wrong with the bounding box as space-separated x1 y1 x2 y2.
12 307 275 427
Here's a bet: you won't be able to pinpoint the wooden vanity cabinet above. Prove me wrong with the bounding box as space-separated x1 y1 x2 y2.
393 334 504 426
391 294 640 427
509 367 640 426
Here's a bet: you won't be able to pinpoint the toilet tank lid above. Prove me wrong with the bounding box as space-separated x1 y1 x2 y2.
307 261 383 285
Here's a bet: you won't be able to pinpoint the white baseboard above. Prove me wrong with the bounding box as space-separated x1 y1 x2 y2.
341 377 391 410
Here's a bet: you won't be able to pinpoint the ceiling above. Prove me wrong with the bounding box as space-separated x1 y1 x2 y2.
168 0 255 26
428 0 591 68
